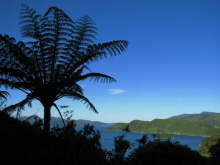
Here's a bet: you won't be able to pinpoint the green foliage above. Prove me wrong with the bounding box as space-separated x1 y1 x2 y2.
199 136 220 157
171 112 220 128
153 134 172 141
107 119 220 137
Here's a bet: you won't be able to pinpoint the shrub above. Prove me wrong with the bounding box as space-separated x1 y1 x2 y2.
127 136 207 165
0 112 108 165
199 136 220 157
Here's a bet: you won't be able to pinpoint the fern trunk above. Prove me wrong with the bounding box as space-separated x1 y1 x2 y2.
43 104 51 134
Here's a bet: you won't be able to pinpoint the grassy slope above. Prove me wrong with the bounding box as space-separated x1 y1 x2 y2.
106 119 220 137
170 112 220 128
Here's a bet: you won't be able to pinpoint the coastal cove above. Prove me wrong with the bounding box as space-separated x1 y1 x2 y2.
97 127 205 151
22 113 215 151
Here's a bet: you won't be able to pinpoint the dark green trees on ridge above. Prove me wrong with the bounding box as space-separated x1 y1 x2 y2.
0 4 128 133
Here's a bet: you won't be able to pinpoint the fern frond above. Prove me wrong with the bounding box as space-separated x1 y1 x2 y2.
0 67 33 82
2 94 33 114
76 73 116 83
68 40 128 72
63 92 97 113
0 91 9 100
62 16 97 73
20 4 41 39
57 83 84 99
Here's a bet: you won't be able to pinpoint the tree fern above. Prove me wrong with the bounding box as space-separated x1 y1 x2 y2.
0 5 128 133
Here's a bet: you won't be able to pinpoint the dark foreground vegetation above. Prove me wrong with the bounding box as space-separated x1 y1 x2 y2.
0 111 220 165
0 4 219 165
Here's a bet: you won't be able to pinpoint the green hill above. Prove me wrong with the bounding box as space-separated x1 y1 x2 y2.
170 112 220 128
106 118 220 137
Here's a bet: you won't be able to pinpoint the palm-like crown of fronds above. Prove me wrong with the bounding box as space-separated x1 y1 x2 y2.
0 5 128 114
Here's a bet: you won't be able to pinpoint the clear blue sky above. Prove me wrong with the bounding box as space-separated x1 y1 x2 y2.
0 0 219 123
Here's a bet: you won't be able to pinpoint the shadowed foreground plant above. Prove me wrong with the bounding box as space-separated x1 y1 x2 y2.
0 112 215 165
127 139 207 165
0 4 128 133
109 135 130 165
0 111 108 165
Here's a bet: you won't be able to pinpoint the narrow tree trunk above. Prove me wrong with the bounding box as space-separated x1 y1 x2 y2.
43 104 51 134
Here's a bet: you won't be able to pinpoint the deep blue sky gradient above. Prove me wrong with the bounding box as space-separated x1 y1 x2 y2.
0 0 219 122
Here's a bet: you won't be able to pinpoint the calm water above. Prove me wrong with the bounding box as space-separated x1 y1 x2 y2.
96 128 205 151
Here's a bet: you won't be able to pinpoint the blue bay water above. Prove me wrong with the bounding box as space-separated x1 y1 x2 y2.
96 127 205 151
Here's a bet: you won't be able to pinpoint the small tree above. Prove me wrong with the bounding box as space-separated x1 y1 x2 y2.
111 135 130 164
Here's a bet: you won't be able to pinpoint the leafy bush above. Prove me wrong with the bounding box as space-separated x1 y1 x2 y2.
128 137 207 165
108 135 130 165
199 136 220 157
0 112 107 165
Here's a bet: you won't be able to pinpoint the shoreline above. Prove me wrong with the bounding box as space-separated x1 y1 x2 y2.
105 128 208 138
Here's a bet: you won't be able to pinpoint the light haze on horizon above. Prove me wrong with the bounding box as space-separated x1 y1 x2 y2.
0 0 219 123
